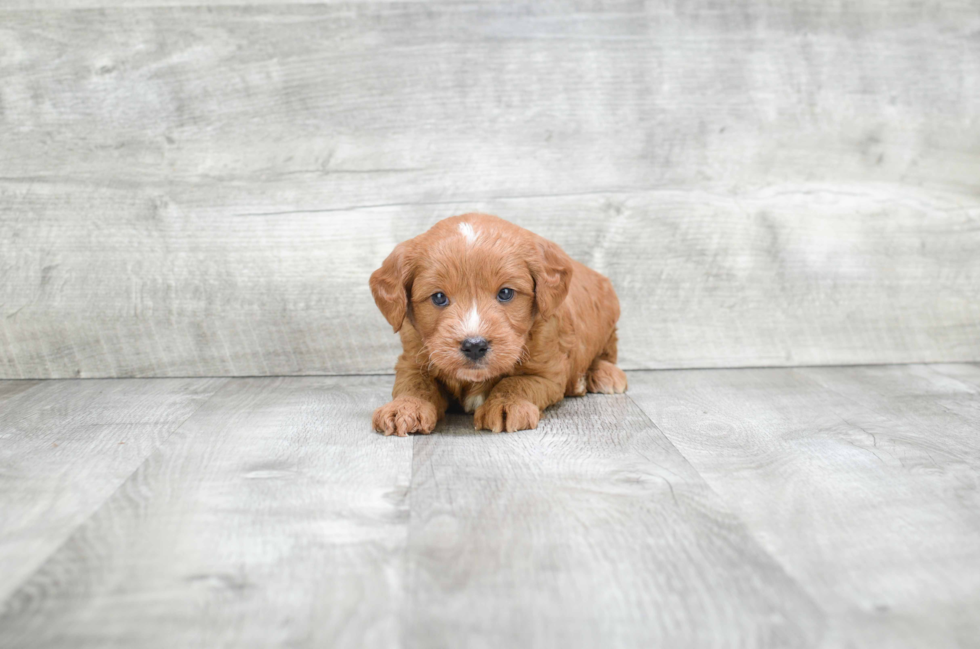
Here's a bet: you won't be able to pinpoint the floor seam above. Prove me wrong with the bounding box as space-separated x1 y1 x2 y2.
622 390 834 639
397 431 417 649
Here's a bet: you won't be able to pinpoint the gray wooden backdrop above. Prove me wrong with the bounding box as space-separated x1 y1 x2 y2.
1 1 978 378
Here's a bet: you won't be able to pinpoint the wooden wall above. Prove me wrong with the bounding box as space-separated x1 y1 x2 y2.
1 1 978 378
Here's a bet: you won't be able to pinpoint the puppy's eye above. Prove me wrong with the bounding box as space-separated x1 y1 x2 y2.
497 287 515 303
431 292 449 307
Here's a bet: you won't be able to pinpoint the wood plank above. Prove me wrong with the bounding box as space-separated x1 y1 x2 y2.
3 0 977 10
0 376 413 649
0 380 42 401
1 2 979 377
0 378 225 603
914 362 980 396
627 365 980 648
0 0 442 7
803 364 980 463
2 184 978 378
404 395 825 647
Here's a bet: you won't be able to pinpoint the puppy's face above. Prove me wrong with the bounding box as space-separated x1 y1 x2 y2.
411 228 536 382
370 214 572 383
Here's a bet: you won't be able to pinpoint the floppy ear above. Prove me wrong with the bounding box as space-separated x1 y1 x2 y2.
529 238 573 320
370 241 414 332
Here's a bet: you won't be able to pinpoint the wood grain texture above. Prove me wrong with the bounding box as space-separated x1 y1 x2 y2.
2 185 978 378
3 369 979 646
0 378 225 603
627 365 980 648
0 379 41 401
0 0 441 6
921 362 980 395
0 376 413 649
404 396 825 648
2 1 979 377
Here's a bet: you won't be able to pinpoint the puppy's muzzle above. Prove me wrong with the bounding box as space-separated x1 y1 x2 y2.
460 337 489 362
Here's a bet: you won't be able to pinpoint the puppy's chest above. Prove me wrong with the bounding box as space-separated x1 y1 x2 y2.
441 378 495 413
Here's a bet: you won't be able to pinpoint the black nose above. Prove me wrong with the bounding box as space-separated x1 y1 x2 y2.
460 337 489 361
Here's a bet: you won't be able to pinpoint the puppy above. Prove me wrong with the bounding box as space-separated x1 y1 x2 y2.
370 213 626 435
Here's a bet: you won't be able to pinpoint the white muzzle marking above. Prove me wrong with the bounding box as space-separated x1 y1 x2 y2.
463 305 482 336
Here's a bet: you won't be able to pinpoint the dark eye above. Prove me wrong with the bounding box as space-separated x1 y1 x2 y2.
497 287 515 303
431 292 449 307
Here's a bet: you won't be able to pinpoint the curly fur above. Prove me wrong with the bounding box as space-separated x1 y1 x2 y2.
370 213 626 436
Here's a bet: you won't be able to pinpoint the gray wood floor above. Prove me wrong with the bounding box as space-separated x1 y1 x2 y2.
1 365 978 647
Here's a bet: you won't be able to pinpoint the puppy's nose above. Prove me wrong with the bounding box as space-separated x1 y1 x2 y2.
460 337 489 361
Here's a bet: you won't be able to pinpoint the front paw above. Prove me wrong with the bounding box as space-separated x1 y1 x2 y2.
372 396 439 437
474 398 540 433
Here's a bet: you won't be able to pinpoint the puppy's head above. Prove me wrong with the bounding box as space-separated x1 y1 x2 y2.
370 214 573 383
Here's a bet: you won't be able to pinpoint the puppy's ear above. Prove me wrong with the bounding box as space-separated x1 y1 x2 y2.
529 238 573 320
370 241 415 332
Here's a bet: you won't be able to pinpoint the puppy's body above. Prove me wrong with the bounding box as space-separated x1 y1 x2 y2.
371 214 626 435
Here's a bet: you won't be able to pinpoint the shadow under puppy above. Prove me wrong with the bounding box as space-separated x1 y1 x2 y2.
370 213 626 435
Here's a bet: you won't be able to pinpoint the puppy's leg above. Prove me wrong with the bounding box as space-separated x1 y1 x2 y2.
474 374 564 433
587 330 627 394
586 360 628 394
373 355 447 437
596 328 619 363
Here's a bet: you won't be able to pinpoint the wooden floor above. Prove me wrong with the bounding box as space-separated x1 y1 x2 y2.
1 364 978 648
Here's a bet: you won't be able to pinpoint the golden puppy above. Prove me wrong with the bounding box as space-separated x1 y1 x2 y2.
370 213 626 435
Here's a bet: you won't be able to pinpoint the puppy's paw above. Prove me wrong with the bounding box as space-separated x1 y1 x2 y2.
587 360 628 394
372 396 439 437
474 398 540 433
